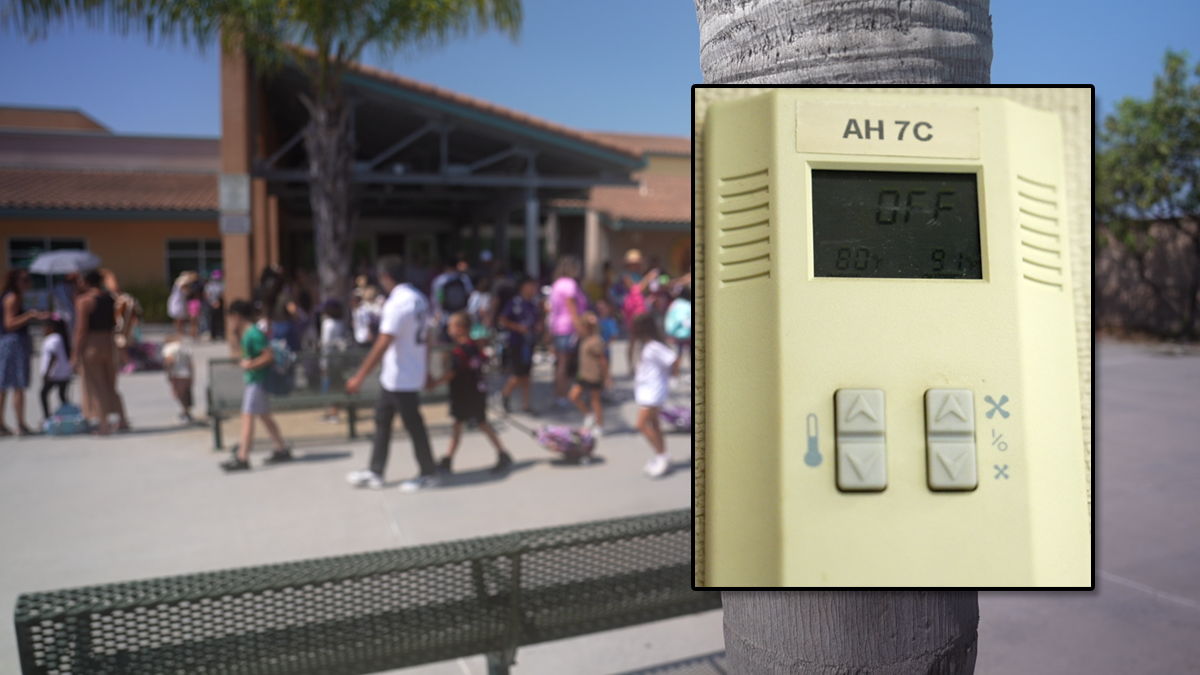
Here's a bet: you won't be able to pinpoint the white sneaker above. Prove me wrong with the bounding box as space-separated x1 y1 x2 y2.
644 454 671 479
346 470 383 490
399 474 441 492
582 413 596 429
591 426 603 439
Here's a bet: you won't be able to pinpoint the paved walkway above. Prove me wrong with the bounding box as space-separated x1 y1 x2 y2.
975 338 1200 674
0 327 721 675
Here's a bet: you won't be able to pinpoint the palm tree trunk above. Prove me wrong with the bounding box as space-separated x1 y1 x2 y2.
300 92 356 313
723 592 979 674
695 0 992 84
697 4 990 673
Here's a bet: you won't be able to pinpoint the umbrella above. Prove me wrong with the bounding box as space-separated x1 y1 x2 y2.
29 250 101 275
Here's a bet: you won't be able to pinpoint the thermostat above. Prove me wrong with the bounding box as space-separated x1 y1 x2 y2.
702 90 1089 587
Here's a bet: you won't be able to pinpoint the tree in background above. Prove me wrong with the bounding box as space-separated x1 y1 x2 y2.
3 0 521 312
695 2 988 672
694 0 992 84
1097 50 1200 339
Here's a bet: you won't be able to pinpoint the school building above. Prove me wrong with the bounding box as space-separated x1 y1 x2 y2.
0 51 691 307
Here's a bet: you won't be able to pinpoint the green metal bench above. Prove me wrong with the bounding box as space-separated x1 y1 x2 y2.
205 347 450 449
14 509 717 675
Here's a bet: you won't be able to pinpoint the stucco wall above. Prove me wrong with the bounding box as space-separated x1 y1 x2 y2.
0 218 220 287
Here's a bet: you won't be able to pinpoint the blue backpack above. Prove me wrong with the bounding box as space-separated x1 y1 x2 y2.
264 339 296 396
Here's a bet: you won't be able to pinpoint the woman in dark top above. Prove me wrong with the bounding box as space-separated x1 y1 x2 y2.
0 269 48 435
72 270 130 435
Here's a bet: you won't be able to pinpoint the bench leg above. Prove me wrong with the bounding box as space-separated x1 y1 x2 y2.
213 416 223 450
486 652 511 675
348 403 357 439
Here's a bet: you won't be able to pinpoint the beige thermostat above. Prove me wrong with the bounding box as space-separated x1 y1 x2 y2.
703 90 1090 587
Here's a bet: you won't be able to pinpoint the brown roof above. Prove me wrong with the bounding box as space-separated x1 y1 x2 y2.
316 52 642 163
0 168 217 212
589 132 691 157
0 107 109 133
587 172 691 223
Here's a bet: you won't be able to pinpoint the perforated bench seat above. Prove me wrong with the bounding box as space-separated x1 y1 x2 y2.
14 509 718 675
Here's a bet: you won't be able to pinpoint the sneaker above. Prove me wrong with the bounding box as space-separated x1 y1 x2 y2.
264 447 294 464
320 414 340 424
644 453 671 479
221 457 250 472
399 474 440 492
491 451 513 474
591 426 603 439
346 469 384 490
582 413 596 429
437 456 453 475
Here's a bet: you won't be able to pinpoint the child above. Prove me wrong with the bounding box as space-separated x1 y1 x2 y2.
430 312 513 475
39 316 73 423
498 276 541 415
221 299 291 471
595 298 620 351
664 285 692 370
568 312 611 436
631 312 679 479
319 299 351 423
161 334 195 422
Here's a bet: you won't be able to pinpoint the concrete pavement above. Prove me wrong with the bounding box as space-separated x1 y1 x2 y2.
0 328 721 675
974 338 1200 674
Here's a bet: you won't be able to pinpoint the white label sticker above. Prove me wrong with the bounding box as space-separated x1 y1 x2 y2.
797 101 980 159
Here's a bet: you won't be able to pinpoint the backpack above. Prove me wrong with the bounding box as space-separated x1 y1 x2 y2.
440 276 468 312
659 405 692 432
264 339 296 396
537 424 596 459
44 403 89 436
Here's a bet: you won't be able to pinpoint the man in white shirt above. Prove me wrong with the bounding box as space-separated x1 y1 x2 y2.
345 255 437 491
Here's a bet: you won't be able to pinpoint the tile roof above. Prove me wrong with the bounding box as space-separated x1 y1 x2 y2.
0 107 109 133
0 168 217 212
311 51 643 164
589 132 691 157
585 172 691 223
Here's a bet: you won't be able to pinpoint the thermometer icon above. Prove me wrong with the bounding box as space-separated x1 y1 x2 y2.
804 414 822 466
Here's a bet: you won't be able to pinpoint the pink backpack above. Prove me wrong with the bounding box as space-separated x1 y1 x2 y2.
537 425 596 459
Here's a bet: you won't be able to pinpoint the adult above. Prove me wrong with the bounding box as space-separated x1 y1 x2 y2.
345 255 438 491
547 255 589 408
0 269 48 435
72 270 130 435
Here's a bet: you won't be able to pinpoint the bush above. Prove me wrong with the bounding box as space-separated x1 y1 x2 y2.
125 283 171 323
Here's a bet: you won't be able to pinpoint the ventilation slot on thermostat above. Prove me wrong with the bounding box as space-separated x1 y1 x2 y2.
716 168 771 285
1016 174 1064 291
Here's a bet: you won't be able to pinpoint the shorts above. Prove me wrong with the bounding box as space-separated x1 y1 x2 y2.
552 334 574 353
242 382 270 416
505 342 533 377
450 390 487 423
574 378 603 394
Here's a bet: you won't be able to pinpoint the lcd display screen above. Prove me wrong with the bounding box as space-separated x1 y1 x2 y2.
812 170 982 279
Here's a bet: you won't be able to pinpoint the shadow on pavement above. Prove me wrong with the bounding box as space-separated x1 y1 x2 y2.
609 651 727 675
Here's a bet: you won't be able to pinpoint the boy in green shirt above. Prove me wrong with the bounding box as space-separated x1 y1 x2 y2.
221 299 291 471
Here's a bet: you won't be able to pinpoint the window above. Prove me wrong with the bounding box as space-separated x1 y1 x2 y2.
7 237 88 290
166 239 222 286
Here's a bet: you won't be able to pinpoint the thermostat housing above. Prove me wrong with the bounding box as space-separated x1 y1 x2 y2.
702 90 1089 587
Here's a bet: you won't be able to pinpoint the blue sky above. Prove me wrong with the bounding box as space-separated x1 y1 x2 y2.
0 0 1197 139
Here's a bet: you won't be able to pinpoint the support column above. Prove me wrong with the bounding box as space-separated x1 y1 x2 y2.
220 47 253 313
524 186 539 280
584 207 604 283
